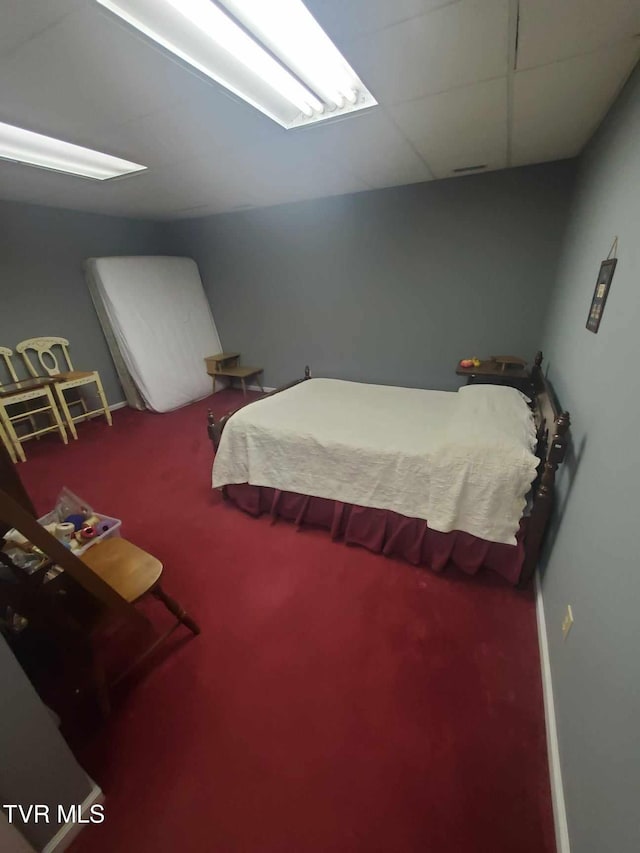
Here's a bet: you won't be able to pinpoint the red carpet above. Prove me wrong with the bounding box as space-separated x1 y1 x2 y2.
19 391 555 853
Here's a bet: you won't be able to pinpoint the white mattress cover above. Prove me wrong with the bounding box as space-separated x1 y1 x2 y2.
87 256 221 413
212 379 539 545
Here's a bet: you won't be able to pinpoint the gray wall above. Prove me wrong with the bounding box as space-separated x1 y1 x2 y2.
539 69 640 852
0 200 164 404
166 162 576 389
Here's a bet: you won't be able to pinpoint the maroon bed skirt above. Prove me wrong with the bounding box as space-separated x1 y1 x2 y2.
224 484 527 585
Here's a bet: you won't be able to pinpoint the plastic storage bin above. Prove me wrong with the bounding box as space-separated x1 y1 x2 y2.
37 510 122 557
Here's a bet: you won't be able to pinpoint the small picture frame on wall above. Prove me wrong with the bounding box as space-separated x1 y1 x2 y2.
586 258 617 333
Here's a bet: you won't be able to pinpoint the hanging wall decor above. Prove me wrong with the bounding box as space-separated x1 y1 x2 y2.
586 256 617 333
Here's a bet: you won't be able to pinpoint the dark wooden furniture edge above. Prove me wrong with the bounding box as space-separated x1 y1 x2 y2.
1 449 200 718
0 443 37 537
207 365 311 451
206 356 570 588
519 350 570 587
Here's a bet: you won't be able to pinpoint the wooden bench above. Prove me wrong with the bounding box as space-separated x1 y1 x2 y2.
204 352 264 398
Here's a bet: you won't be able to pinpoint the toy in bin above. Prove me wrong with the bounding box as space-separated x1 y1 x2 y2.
39 487 122 556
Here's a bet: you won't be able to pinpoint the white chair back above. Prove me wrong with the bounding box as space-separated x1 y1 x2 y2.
0 347 19 386
16 337 74 378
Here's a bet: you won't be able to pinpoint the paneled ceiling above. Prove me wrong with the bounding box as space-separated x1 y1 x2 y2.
0 0 638 220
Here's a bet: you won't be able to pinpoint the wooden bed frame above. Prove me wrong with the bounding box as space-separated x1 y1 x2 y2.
207 365 312 449
207 354 570 587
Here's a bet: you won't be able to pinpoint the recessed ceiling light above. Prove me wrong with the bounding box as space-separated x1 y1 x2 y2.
0 121 147 180
94 0 377 128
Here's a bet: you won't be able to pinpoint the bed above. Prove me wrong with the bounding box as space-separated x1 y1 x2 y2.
208 354 570 586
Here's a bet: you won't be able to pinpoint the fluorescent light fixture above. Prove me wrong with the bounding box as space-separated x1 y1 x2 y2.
165 0 322 118
0 121 147 180
94 0 377 128
220 0 360 110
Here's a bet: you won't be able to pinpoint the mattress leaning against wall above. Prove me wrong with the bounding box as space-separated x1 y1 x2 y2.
85 256 222 413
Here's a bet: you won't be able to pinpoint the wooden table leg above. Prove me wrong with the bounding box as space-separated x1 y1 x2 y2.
152 584 201 635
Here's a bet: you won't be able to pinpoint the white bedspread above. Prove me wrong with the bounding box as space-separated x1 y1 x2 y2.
212 379 539 545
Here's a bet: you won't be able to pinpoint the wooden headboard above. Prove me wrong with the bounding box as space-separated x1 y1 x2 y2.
520 351 571 586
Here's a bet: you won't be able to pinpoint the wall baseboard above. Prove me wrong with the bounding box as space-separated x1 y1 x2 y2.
42 780 104 853
108 388 275 414
535 572 571 853
211 385 276 394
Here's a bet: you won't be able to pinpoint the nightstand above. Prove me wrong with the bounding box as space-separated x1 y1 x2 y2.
456 356 533 394
204 352 264 398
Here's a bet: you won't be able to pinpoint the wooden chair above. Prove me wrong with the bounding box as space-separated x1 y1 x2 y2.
0 485 199 717
80 537 200 687
0 418 18 464
0 346 68 463
16 337 112 440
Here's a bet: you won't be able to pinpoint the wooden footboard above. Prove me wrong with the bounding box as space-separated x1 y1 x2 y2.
207 365 311 451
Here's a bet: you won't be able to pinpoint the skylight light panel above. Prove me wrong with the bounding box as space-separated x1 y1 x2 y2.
0 121 147 180
94 0 377 128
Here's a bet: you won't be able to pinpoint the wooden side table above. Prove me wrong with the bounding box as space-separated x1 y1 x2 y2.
456 356 532 394
204 352 241 374
204 352 264 398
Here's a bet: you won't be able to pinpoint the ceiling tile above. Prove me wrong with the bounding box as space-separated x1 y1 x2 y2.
0 121 370 219
391 78 507 177
95 83 285 169
169 205 233 220
0 160 176 219
0 4 208 141
517 0 640 71
19 180 174 219
182 138 372 208
0 160 79 205
296 110 433 188
159 153 277 210
0 0 637 218
304 0 460 43
0 0 83 59
1 157 230 218
512 42 640 166
346 0 509 104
